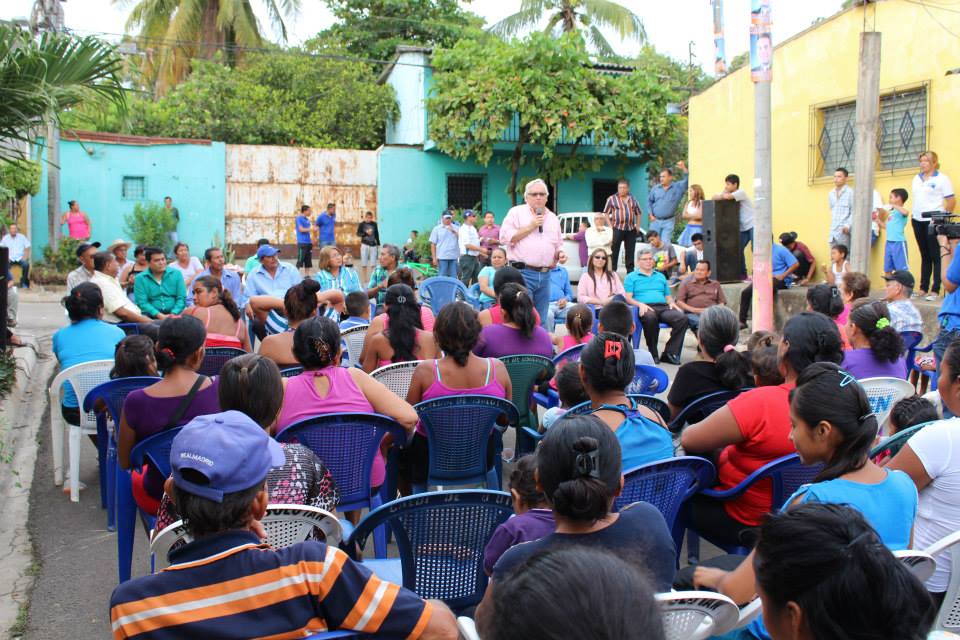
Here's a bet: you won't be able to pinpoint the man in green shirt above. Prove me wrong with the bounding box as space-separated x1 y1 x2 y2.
134 246 186 319
622 248 688 365
366 243 406 307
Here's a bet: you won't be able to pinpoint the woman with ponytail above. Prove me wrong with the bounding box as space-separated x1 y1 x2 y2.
361 284 437 371
183 275 251 351
119 316 221 515
579 332 672 469
690 362 918 639
475 282 553 358
806 282 850 348
842 299 907 378
667 306 751 418
477 415 676 624
277 316 417 504
258 279 322 368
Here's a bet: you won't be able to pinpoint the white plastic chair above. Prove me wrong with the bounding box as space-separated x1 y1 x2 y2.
371 360 423 398
657 591 740 640
48 360 114 502
925 530 960 632
456 617 480 640
895 549 937 583
150 504 343 570
858 377 915 434
732 598 763 630
340 325 368 368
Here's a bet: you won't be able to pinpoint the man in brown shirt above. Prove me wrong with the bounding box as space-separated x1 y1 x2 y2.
675 259 726 332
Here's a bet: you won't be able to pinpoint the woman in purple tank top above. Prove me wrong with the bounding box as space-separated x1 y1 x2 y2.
405 302 513 486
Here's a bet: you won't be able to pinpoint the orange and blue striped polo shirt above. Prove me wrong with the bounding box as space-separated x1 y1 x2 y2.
110 531 431 639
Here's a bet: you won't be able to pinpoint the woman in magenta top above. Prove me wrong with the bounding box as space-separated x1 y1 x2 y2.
407 302 512 487
361 284 437 371
475 283 553 359
277 315 418 491
59 200 91 239
577 248 625 306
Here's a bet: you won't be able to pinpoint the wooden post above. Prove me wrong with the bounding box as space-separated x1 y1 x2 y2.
851 31 882 273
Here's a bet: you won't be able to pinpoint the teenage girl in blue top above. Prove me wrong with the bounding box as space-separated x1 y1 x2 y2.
692 361 918 639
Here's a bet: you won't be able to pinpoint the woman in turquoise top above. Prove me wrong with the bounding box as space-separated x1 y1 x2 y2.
313 246 360 312
692 362 919 640
477 247 507 309
578 332 672 470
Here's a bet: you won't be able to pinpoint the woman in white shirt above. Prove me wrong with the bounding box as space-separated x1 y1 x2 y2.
584 212 613 257
911 150 956 300
168 242 204 287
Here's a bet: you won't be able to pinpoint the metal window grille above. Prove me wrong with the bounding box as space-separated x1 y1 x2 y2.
816 86 927 176
446 174 484 211
121 176 146 200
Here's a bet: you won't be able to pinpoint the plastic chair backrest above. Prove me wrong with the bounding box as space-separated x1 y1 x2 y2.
702 453 823 513
371 360 423 398
415 395 519 486
467 283 482 309
901 330 923 358
197 346 246 377
84 377 162 425
858 376 915 433
116 322 140 335
152 504 343 569
627 364 669 395
280 366 304 378
552 343 586 369
668 389 750 434
869 420 935 461
656 591 740 640
419 276 469 314
565 394 670 423
925 530 960 632
275 413 408 510
51 360 115 429
500 354 555 413
129 426 183 480
894 549 936 583
340 325 368 367
346 490 514 610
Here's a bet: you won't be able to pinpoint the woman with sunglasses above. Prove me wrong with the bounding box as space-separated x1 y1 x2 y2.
577 248 625 307
182 275 251 351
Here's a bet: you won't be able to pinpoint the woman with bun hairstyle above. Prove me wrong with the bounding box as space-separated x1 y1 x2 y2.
691 363 918 626
183 275 251 351
474 282 553 358
681 312 844 549
477 266 541 327
119 315 221 514
667 305 751 418
842 299 907 379
259 279 323 368
806 283 849 348
579 332 672 469
477 414 676 621
361 284 437 371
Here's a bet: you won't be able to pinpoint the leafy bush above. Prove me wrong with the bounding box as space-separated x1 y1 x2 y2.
40 237 82 273
0 159 42 198
0 351 15 398
125 202 176 250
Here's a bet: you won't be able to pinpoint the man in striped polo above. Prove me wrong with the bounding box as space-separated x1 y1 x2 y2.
603 178 644 274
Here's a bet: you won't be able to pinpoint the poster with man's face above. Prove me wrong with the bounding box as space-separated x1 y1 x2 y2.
750 0 772 83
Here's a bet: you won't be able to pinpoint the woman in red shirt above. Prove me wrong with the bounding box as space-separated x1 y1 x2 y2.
680 312 843 548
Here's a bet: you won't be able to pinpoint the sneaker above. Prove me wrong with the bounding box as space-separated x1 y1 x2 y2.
925 294 938 302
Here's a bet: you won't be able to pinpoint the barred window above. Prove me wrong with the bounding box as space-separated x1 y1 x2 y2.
446 174 484 211
121 176 146 200
815 86 927 176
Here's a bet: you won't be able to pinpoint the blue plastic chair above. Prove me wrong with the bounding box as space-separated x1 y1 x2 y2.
627 364 669 395
419 276 470 314
197 346 246 377
84 377 161 530
500 354 555 456
905 331 938 391
565 394 670 423
686 453 823 561
667 388 751 435
614 456 716 559
413 395 519 492
117 427 182 583
467 282 483 310
280 366 304 378
532 343 588 410
116 322 141 335
345 490 514 612
305 633 362 639
275 413 409 558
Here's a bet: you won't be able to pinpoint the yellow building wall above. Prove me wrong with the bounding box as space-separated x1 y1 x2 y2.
689 0 960 287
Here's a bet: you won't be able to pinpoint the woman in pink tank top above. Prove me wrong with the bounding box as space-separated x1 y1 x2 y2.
361 284 437 372
276 316 417 494
405 303 513 487
60 201 91 239
183 276 251 350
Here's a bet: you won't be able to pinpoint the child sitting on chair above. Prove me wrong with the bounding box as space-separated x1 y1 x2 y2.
541 364 588 432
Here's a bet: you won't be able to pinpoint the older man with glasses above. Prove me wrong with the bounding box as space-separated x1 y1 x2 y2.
623 248 688 365
499 179 563 327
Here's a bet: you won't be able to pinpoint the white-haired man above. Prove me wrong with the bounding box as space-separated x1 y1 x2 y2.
499 179 563 326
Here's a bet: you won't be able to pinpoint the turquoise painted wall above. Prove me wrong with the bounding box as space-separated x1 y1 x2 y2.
32 139 226 254
376 145 648 246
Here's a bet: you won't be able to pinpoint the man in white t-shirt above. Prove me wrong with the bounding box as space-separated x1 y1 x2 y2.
0 223 31 288
713 174 755 279
457 209 486 286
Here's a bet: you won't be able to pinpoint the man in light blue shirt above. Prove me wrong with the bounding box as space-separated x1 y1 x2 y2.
430 212 460 279
186 247 245 307
646 161 689 243
738 242 798 329
622 248 688 364
0 223 30 288
244 245 302 341
546 261 573 333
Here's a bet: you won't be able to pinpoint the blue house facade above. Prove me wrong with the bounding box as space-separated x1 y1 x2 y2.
376 47 650 244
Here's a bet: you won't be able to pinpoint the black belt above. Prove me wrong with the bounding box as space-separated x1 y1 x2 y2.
510 261 550 273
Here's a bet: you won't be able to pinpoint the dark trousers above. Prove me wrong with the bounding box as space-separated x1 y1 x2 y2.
638 303 688 357
689 493 758 550
912 218 941 294
739 278 788 324
296 243 313 269
611 227 638 273
458 254 481 286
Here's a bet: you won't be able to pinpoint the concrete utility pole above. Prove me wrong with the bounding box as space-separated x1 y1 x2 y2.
751 1 773 332
31 0 65 249
850 31 881 273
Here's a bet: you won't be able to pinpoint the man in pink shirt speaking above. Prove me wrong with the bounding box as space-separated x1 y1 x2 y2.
499 178 563 327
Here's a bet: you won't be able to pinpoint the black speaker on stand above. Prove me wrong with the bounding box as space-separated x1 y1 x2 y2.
701 200 742 283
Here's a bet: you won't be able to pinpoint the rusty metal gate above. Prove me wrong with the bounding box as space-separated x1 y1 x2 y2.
225 145 378 257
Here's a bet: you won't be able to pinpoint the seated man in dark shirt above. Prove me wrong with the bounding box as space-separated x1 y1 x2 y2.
675 259 726 333
110 410 457 640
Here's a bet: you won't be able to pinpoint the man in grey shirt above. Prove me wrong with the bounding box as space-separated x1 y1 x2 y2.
713 173 755 279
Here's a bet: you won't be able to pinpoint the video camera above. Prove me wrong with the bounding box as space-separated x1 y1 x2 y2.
922 210 960 240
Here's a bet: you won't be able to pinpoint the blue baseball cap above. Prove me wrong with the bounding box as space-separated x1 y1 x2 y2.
256 244 280 259
170 410 285 502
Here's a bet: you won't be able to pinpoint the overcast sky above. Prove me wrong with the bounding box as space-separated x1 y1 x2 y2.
2 0 844 74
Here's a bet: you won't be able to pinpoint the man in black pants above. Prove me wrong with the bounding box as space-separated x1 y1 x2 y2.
622 249 688 364
603 179 643 274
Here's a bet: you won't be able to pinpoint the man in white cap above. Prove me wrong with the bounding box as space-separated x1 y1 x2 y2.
430 211 460 279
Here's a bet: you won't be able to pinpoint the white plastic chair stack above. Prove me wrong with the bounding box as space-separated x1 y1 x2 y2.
151 504 343 570
925 530 960 633
341 325 368 368
657 591 740 640
858 377 915 435
48 360 114 502
371 360 423 399
895 549 937 583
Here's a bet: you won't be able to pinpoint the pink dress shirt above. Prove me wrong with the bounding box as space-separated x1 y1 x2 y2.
478 223 501 251
577 271 625 304
499 204 562 269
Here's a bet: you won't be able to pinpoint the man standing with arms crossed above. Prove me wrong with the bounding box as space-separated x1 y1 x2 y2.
646 160 689 247
295 205 313 275
828 167 854 249
430 212 460 279
315 203 337 249
458 210 486 286
499 179 563 327
603 178 643 274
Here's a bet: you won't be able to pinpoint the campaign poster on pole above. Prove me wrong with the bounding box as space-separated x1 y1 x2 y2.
712 0 727 75
750 0 772 83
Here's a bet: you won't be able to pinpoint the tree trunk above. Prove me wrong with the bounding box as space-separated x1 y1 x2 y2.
508 128 529 206
201 0 225 59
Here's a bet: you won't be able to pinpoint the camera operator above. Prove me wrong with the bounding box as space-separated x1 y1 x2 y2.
934 228 960 371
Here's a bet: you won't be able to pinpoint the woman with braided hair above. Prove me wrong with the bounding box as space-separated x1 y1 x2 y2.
841 299 907 379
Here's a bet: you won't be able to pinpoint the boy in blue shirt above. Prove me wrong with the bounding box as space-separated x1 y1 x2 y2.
879 188 910 275
340 291 371 331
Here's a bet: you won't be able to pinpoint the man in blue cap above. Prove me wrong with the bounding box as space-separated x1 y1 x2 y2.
110 411 457 639
243 244 302 341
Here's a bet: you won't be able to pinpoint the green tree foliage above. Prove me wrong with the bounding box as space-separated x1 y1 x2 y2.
115 48 396 149
427 33 679 204
490 0 645 59
0 160 42 199
125 202 177 249
321 0 486 62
